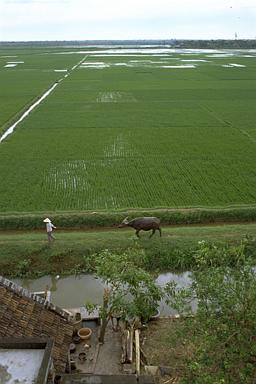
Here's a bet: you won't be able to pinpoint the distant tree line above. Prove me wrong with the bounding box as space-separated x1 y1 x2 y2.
1 39 256 49
173 39 256 49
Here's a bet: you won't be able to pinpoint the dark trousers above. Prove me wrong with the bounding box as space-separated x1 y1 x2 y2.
47 231 55 241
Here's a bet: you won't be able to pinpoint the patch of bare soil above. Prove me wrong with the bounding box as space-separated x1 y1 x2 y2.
141 318 195 383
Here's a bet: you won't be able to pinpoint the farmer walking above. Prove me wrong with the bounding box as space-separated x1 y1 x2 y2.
43 218 56 242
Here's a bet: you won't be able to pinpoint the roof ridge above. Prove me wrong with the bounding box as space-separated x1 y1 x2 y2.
0 275 71 321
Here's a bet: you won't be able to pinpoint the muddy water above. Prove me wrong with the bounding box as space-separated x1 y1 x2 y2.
14 272 194 315
14 274 106 308
156 272 195 315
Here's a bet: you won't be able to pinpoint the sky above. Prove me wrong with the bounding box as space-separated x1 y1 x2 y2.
0 0 256 41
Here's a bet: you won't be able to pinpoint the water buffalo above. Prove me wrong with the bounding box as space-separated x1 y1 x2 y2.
118 216 162 238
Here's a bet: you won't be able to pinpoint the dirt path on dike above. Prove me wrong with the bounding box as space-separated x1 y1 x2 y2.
0 221 255 236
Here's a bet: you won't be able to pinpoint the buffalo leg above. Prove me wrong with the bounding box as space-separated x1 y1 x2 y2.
158 228 162 237
149 229 156 238
135 229 141 238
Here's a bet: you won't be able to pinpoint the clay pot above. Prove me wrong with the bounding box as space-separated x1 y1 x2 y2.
78 327 92 340
78 352 87 362
69 343 76 353
72 335 81 344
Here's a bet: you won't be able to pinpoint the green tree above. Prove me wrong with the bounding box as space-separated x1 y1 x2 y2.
86 248 163 343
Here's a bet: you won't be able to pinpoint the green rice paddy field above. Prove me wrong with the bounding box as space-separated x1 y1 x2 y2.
1 45 256 214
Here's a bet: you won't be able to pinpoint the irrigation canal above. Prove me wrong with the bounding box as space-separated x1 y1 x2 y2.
14 272 195 316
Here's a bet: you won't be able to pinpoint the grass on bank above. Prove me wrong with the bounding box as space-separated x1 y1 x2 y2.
1 223 256 278
1 206 256 230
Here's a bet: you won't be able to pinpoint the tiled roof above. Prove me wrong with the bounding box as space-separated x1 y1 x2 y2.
0 276 73 373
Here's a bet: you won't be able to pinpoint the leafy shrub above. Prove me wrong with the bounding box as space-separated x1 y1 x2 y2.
165 242 256 383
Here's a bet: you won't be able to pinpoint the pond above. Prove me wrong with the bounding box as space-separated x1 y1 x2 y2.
14 272 195 316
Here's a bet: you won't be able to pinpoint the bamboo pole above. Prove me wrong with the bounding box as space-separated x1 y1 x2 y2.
135 329 140 375
127 327 134 363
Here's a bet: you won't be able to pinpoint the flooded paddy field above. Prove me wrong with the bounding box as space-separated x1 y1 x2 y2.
1 45 256 213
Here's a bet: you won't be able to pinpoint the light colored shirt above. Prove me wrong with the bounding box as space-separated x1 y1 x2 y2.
46 222 55 232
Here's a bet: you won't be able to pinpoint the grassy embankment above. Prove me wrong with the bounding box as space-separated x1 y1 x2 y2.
1 223 256 278
1 206 256 230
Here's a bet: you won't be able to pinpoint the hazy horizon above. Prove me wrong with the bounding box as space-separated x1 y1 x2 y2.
1 38 256 43
0 0 256 42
